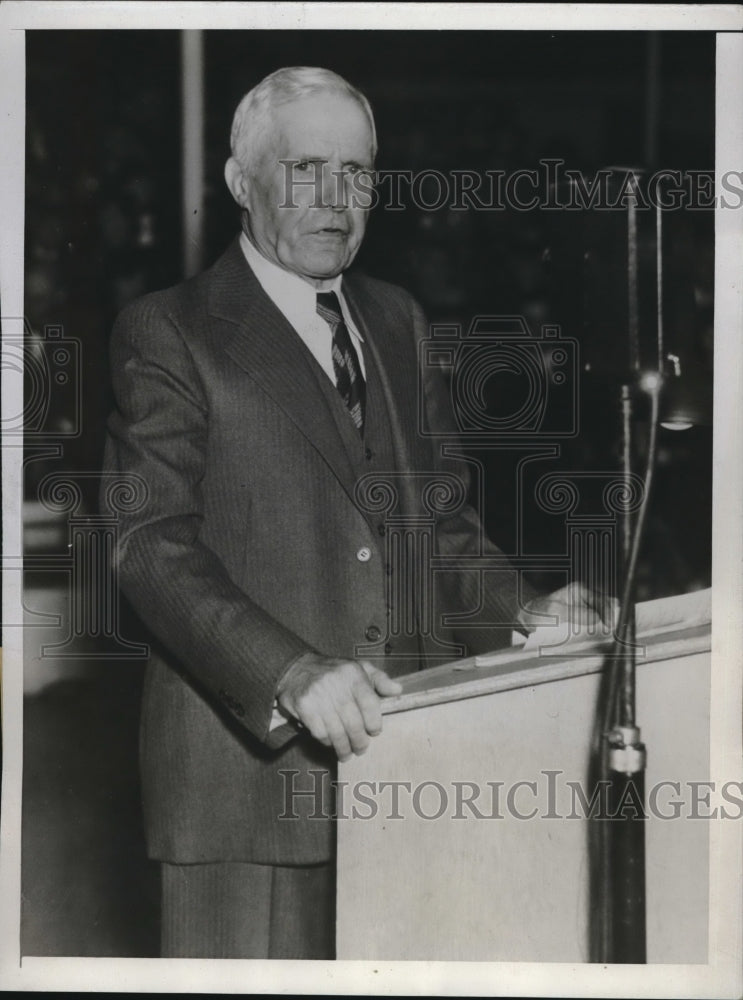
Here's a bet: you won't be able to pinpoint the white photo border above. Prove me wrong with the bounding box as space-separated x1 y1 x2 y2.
1 3 741 996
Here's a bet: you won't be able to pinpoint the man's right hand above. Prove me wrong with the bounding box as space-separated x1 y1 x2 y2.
276 652 403 762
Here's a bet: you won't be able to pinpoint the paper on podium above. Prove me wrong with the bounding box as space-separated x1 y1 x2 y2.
482 587 711 666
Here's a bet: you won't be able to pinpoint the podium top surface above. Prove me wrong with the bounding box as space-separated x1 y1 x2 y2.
382 620 711 717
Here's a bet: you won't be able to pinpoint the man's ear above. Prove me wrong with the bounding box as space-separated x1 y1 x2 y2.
224 157 250 208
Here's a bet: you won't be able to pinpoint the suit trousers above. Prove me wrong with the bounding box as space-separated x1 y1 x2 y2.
160 860 335 959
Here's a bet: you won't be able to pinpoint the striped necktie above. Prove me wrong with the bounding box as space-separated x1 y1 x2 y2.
316 290 366 434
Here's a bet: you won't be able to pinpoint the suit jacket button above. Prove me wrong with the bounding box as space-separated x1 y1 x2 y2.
365 448 374 461
384 643 392 655
356 546 372 562
365 625 382 642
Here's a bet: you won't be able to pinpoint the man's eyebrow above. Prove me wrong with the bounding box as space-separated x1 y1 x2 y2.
283 156 373 167
276 156 327 167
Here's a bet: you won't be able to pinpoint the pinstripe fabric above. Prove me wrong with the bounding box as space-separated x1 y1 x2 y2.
304 311 423 675
161 861 334 959
102 236 533 869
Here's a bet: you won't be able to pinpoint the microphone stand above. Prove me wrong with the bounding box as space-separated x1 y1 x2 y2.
591 176 665 964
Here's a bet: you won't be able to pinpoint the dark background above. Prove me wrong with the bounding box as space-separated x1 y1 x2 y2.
22 29 715 955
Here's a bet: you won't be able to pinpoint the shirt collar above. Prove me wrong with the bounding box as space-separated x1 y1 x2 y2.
239 231 350 330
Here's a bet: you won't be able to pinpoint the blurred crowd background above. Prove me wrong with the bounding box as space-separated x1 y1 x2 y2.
21 29 715 955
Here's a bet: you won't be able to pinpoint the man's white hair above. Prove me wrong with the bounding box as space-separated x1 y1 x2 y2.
229 66 377 173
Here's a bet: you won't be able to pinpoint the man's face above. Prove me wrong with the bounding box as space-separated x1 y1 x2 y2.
241 92 375 286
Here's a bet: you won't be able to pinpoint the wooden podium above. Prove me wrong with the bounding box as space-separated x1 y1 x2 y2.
337 615 711 962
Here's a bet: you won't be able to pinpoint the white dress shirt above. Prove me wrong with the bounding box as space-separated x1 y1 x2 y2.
239 231 366 381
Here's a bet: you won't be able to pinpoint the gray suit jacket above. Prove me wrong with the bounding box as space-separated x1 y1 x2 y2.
102 237 529 865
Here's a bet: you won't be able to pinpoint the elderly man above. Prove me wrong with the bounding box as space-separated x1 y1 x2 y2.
103 66 604 960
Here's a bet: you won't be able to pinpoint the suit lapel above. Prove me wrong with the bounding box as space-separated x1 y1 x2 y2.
208 240 359 500
343 276 433 495
206 240 434 512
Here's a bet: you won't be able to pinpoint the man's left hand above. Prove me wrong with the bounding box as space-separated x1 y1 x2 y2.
517 582 618 633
